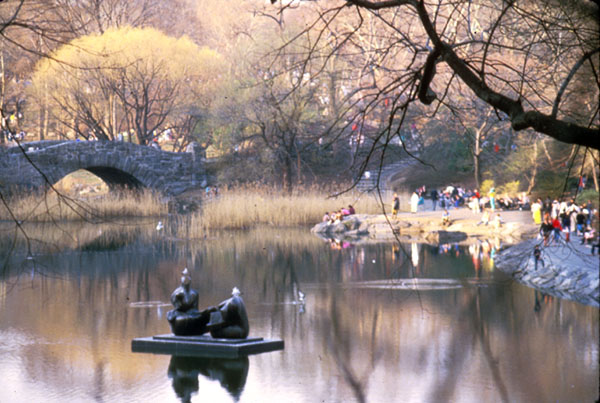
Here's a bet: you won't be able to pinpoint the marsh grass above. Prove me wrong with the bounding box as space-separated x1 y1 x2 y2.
182 185 399 238
1 184 406 238
0 189 166 222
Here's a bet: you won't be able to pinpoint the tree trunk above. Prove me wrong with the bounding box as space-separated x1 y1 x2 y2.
473 127 481 189
39 81 49 141
526 140 538 193
589 151 599 192
282 154 293 193
474 152 480 190
296 142 302 187
0 41 5 144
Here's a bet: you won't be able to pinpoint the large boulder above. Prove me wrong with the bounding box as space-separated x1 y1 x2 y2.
425 230 468 244
311 215 363 235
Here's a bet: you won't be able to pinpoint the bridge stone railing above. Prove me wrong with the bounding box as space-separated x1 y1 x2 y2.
0 140 206 196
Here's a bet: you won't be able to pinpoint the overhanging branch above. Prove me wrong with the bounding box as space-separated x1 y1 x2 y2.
345 0 415 11
415 0 599 150
552 47 600 118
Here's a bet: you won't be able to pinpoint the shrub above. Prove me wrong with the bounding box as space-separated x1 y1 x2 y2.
480 179 494 195
575 189 599 206
497 180 520 196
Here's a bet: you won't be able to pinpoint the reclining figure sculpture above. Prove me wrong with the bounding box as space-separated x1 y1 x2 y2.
167 268 249 339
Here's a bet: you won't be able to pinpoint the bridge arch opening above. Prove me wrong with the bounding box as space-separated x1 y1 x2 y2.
85 166 144 191
54 167 144 196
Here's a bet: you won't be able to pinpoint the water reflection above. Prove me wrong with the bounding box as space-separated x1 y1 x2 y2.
167 356 249 402
411 242 419 268
0 224 597 402
533 289 555 313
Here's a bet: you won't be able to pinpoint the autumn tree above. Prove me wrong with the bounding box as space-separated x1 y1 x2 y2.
29 27 223 144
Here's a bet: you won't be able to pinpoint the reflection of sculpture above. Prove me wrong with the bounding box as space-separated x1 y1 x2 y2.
167 269 249 339
208 287 250 339
168 355 249 402
167 268 215 336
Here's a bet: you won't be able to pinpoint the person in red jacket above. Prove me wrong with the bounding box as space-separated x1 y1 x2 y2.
551 216 563 243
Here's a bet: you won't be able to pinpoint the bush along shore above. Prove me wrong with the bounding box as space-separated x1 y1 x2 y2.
312 208 599 307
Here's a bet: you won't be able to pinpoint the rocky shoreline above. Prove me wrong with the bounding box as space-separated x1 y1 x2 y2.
311 209 599 307
495 239 599 307
311 210 538 244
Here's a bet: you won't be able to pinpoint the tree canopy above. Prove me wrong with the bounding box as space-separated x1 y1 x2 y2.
0 0 597 194
29 26 223 144
270 0 599 150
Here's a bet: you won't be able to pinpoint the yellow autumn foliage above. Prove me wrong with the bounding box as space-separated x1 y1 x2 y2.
30 27 224 138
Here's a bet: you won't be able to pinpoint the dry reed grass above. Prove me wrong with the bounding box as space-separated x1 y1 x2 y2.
1 184 405 237
185 184 394 236
0 189 166 222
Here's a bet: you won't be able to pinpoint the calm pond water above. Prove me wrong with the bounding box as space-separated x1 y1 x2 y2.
0 222 598 402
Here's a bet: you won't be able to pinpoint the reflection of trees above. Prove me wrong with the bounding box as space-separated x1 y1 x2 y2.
303 278 598 401
324 288 379 403
426 286 509 402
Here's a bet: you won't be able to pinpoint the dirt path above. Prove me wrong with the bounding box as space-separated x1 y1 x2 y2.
397 206 535 225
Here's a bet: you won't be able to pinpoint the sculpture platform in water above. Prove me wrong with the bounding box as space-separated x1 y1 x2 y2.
167 268 249 339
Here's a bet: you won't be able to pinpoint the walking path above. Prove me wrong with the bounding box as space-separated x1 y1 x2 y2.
356 153 421 195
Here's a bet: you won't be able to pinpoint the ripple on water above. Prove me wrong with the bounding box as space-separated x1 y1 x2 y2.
128 301 171 308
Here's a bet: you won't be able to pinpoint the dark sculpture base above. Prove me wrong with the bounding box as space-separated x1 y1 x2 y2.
132 334 284 358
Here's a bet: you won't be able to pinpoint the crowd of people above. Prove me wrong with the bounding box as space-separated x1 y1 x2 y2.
532 197 598 249
399 185 533 215
204 185 219 199
388 184 598 253
323 205 356 225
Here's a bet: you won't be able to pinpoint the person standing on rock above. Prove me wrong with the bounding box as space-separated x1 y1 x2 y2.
430 188 439 211
392 193 400 217
561 211 571 242
551 215 563 243
410 191 419 213
533 245 543 271
540 216 554 246
488 187 496 212
567 201 579 232
576 208 587 236
531 199 542 224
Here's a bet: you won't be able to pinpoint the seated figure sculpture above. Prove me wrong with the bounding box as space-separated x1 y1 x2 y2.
207 287 250 339
167 269 249 339
167 268 215 336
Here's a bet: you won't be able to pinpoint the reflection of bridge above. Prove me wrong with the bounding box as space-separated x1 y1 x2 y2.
0 140 206 196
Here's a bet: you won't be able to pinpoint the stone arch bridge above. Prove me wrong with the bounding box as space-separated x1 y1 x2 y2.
0 140 207 196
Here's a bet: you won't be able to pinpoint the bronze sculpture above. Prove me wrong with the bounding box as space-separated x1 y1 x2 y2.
167 268 249 339
207 287 250 339
166 268 214 336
